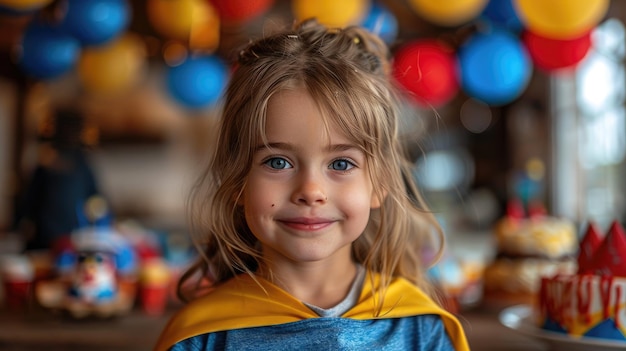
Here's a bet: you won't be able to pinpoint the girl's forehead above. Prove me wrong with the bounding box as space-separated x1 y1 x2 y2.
267 86 314 109
259 84 375 151
267 87 351 124
262 108 342 147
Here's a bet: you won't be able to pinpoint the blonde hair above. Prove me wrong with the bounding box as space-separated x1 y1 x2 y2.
179 19 444 311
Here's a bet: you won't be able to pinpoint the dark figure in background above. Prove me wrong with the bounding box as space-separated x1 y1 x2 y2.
15 108 101 251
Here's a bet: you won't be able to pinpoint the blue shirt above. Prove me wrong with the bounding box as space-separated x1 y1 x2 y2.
170 315 454 350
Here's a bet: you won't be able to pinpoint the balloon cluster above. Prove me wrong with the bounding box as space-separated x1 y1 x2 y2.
3 0 610 109
394 0 609 107
147 0 277 108
16 0 131 81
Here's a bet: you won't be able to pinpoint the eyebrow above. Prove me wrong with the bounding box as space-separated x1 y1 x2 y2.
254 142 359 153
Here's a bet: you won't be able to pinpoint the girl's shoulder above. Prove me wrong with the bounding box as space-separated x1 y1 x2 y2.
154 274 318 351
156 273 469 351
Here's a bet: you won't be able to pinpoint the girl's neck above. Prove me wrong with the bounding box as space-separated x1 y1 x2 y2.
258 260 360 309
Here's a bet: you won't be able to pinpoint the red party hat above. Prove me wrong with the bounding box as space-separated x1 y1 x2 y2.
577 222 603 274
585 221 626 277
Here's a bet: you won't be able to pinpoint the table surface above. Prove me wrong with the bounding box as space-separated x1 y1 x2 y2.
0 304 551 351
460 308 548 351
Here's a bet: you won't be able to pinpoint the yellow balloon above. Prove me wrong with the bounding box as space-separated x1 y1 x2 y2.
408 0 488 27
514 0 610 39
0 0 53 11
78 34 146 94
146 0 220 50
292 0 368 28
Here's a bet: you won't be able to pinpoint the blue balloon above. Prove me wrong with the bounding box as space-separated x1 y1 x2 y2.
458 29 532 106
166 56 228 109
481 0 523 32
60 0 130 46
19 22 81 79
361 2 398 45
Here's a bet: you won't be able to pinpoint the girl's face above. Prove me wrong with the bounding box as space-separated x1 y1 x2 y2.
240 87 380 269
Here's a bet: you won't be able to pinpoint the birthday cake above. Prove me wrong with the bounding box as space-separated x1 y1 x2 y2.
483 201 577 306
538 221 626 341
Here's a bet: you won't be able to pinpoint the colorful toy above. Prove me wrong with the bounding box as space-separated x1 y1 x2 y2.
36 197 138 318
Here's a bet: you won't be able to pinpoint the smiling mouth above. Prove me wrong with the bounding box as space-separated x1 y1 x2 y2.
278 219 334 231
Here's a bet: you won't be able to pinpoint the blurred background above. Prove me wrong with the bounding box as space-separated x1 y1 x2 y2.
0 0 623 236
0 0 624 350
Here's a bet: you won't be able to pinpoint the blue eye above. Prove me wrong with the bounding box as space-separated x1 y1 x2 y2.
265 157 292 169
330 159 354 171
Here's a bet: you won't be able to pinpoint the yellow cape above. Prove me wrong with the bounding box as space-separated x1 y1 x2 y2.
154 273 469 351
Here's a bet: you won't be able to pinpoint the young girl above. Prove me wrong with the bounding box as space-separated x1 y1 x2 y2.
155 19 469 351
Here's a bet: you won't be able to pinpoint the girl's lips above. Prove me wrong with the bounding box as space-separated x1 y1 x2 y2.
278 218 334 231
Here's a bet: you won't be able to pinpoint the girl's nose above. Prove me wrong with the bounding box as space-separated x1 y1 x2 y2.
291 172 328 206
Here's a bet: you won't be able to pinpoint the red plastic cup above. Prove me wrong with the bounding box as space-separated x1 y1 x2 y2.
1 255 34 312
140 284 168 316
3 279 33 311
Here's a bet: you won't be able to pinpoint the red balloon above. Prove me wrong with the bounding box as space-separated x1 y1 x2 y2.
209 0 274 24
393 40 459 107
523 30 592 72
